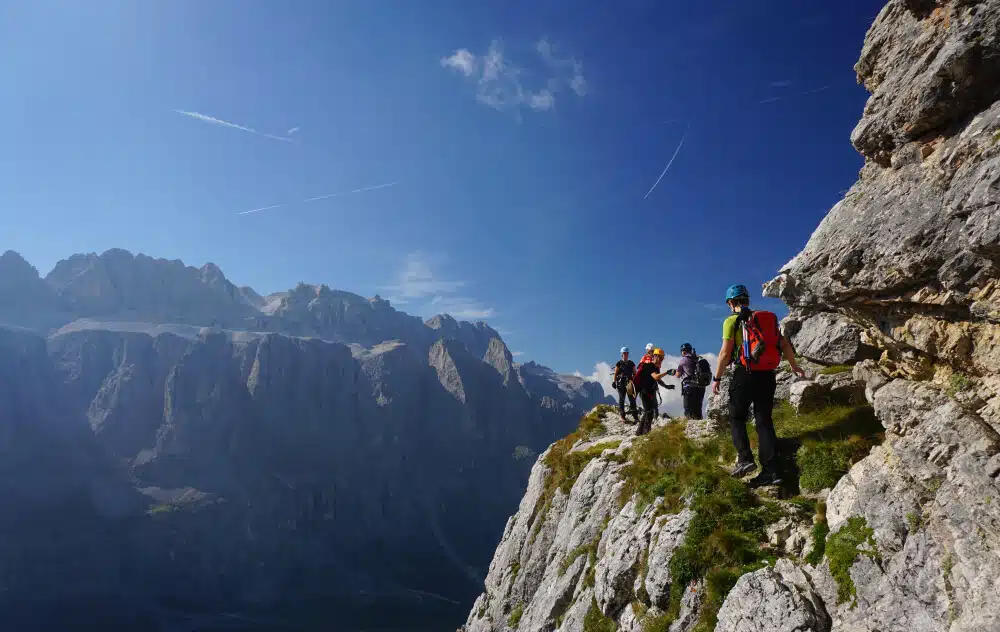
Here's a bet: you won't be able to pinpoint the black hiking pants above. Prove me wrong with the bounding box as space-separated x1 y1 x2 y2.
682 385 705 420
728 367 778 473
617 384 637 419
638 391 657 436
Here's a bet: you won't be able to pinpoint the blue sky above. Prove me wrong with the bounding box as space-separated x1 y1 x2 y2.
0 0 883 376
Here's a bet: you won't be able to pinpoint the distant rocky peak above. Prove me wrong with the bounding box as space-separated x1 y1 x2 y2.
0 250 43 285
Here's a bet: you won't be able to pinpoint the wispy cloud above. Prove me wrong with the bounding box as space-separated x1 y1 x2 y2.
512 351 525 357
643 128 689 200
441 38 586 117
238 182 397 215
174 110 293 143
759 84 831 105
287 126 300 135
770 80 794 88
381 252 495 322
441 49 477 76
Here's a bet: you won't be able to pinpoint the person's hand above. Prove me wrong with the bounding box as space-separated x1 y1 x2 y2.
792 365 807 379
712 380 721 395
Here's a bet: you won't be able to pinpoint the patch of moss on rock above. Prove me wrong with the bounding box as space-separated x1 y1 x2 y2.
507 603 524 628
827 516 881 605
583 598 616 632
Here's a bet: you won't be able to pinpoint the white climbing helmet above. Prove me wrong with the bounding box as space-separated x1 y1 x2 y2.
645 343 654 353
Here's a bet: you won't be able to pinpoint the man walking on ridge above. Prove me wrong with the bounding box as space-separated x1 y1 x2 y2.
634 348 674 436
670 343 708 420
712 284 806 487
612 347 639 423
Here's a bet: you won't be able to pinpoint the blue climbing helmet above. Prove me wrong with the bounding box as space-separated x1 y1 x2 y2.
725 284 750 301
620 346 630 355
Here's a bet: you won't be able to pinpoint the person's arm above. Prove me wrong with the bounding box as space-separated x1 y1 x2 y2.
652 372 675 388
781 337 807 377
612 364 620 382
712 339 734 394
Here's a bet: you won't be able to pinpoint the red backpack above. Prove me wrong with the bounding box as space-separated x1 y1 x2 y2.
738 310 782 371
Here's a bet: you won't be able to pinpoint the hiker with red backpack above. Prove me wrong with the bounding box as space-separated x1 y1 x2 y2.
632 348 675 436
712 284 806 488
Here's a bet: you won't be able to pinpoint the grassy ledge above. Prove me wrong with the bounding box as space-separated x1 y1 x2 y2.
618 421 778 632
827 516 881 605
771 401 883 492
817 364 854 375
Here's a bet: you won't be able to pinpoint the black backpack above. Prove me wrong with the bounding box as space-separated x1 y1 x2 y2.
694 356 713 388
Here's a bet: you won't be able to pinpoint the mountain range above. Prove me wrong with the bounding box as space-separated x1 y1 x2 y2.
0 248 608 631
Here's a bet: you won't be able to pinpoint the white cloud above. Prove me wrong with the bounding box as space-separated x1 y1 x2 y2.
441 37 586 116
512 351 525 357
380 252 495 322
579 353 719 418
174 109 293 143
529 90 555 111
441 49 477 76
287 126 300 135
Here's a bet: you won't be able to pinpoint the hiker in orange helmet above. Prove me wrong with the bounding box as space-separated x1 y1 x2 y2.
633 348 674 436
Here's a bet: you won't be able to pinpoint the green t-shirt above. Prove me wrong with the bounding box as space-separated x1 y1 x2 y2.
722 314 742 364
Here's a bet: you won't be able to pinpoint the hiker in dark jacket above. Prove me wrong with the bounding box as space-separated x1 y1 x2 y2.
634 348 674 436
672 343 706 420
612 347 638 423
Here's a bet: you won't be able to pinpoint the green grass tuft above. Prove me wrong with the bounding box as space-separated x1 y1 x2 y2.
771 401 883 492
818 364 854 375
947 373 972 398
583 598 617 632
511 560 521 580
805 518 829 566
906 511 924 533
147 504 178 515
827 516 880 605
508 603 524 628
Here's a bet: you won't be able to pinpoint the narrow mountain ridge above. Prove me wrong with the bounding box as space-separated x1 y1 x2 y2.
464 2 1000 630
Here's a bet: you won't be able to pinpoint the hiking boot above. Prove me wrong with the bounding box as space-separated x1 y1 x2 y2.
748 471 782 488
730 461 757 478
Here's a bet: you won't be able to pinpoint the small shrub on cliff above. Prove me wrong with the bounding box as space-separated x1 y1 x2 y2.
947 372 972 397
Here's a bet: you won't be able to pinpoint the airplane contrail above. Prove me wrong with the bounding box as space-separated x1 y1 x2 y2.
643 131 688 200
237 182 398 215
174 110 293 143
302 181 398 203
236 203 286 216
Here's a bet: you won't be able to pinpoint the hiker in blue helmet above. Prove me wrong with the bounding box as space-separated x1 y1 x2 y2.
667 342 708 419
712 283 806 488
612 346 639 423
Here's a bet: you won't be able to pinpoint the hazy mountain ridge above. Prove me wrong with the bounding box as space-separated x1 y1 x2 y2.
0 248 609 631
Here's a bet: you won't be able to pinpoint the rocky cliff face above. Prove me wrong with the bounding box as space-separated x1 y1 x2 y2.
0 249 608 631
464 2 1000 631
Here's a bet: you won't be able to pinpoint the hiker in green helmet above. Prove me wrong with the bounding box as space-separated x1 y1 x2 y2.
712 284 805 488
